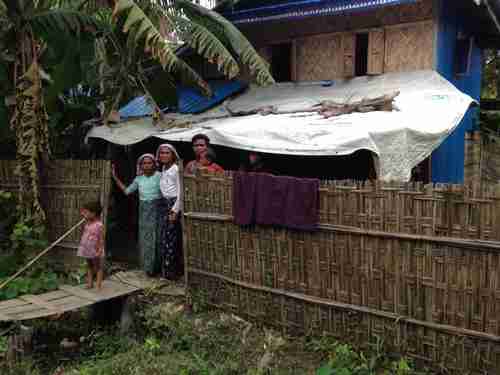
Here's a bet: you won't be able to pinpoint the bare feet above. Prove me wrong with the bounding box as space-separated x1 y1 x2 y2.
96 270 103 291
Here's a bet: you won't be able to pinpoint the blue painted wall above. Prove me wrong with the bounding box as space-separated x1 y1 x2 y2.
431 0 483 183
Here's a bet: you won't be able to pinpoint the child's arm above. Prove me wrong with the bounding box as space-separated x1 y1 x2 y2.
96 225 104 257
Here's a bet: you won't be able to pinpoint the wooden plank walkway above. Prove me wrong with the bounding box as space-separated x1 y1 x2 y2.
0 271 168 322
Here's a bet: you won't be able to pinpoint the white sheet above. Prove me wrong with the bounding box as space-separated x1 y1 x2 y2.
87 70 475 181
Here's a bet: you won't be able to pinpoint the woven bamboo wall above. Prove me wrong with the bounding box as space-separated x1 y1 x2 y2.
184 172 500 373
482 136 500 184
296 34 343 81
241 0 434 46
383 21 434 73
184 173 500 241
465 131 500 191
259 18 434 82
0 160 111 261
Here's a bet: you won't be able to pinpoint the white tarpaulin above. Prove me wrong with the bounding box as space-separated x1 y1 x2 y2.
86 70 475 181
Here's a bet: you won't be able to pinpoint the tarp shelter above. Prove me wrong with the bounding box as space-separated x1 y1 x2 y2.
86 70 475 181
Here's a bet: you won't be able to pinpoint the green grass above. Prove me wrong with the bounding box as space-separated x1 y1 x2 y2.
0 293 432 375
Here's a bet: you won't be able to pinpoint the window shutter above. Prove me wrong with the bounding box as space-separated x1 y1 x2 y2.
368 29 385 75
342 33 356 77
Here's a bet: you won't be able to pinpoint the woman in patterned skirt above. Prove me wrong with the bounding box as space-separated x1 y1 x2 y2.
156 144 183 280
112 154 161 275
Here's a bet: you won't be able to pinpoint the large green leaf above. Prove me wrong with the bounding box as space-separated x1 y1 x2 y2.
113 0 211 95
176 15 239 79
29 9 101 37
177 0 274 86
43 37 87 111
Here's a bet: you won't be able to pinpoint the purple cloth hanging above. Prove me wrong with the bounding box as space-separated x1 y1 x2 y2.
233 172 319 231
282 176 320 231
255 174 288 226
232 171 258 225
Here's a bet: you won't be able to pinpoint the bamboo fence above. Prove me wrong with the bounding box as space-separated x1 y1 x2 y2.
465 131 500 191
184 171 500 374
184 172 500 241
0 160 112 263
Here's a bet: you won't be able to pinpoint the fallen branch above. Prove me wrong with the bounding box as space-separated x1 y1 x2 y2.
318 91 400 119
244 91 400 118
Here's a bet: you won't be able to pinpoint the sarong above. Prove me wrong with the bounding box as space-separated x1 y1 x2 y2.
158 197 183 279
138 199 160 275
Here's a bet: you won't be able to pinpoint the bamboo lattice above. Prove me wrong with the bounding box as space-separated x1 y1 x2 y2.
184 172 500 374
184 172 500 241
0 160 112 251
465 131 500 191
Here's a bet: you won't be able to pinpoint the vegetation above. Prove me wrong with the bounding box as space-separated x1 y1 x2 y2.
0 190 85 300
482 50 500 99
0 292 429 375
312 338 427 375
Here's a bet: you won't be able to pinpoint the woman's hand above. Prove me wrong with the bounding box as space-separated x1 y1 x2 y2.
168 211 177 223
111 164 127 193
111 163 118 179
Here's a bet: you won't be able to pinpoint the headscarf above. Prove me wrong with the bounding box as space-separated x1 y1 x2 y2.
136 153 157 176
155 143 180 170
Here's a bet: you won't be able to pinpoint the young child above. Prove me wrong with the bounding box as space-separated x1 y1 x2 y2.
77 201 104 290
200 147 224 173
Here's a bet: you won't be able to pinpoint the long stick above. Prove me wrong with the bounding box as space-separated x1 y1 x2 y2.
0 218 86 291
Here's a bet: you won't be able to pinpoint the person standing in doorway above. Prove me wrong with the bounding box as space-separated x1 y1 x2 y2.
185 134 223 174
156 143 183 280
239 152 271 174
200 147 224 173
112 154 161 276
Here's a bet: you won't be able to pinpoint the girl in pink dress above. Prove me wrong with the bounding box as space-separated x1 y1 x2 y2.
77 201 104 290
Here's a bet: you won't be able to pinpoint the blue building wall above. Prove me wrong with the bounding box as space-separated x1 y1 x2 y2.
431 0 482 183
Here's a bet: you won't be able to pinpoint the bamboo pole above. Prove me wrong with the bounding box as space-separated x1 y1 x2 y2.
183 212 500 252
0 218 86 291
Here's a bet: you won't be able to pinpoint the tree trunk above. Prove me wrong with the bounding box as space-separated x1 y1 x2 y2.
12 30 49 225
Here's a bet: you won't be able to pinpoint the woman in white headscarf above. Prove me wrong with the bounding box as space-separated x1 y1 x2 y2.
156 143 183 279
112 154 161 275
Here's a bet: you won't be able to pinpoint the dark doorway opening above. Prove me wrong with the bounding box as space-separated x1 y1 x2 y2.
355 33 369 77
271 43 292 82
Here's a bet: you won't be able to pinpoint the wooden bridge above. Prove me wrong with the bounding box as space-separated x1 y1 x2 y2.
0 271 176 322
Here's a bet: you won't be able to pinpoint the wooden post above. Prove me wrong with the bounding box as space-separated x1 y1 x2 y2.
6 325 33 365
120 296 134 335
180 160 193 313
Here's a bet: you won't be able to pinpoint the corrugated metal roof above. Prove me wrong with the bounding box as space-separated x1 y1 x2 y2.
221 0 418 24
119 96 169 119
178 80 247 114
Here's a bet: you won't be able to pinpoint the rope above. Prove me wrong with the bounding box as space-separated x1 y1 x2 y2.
0 218 86 291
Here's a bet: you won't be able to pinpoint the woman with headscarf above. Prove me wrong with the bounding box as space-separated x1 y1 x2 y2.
156 143 183 280
112 154 161 275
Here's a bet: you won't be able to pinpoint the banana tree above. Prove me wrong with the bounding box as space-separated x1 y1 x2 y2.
2 1 100 225
93 0 275 120
3 0 274 226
